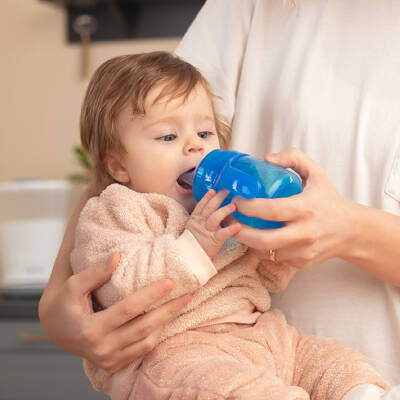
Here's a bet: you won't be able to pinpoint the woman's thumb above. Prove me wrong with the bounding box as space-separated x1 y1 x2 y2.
77 252 120 294
264 147 315 181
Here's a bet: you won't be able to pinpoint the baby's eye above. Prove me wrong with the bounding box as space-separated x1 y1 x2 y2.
198 131 213 139
159 134 177 142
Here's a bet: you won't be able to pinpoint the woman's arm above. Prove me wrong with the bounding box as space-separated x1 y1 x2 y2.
229 148 400 287
39 186 91 300
38 187 191 374
340 201 400 286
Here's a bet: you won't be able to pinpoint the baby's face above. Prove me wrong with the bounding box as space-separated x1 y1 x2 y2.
115 84 220 212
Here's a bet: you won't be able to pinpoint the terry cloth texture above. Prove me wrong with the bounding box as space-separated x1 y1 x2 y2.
71 184 389 399
126 311 388 400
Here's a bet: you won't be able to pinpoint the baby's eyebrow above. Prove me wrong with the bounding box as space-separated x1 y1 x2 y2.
143 116 177 130
144 115 215 130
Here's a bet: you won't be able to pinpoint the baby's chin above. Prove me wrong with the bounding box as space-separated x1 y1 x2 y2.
186 202 196 214
176 195 196 214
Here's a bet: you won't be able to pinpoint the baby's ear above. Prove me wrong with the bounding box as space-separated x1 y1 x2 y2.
104 152 130 183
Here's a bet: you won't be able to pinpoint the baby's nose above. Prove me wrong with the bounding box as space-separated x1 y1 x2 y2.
184 137 204 154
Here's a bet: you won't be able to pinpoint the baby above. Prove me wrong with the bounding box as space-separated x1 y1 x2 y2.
71 51 390 400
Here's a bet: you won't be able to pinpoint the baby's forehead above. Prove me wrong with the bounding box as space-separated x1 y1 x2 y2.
125 82 212 117
146 82 208 108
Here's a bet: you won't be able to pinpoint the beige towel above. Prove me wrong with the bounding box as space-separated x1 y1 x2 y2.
127 310 389 400
71 183 389 398
71 183 296 393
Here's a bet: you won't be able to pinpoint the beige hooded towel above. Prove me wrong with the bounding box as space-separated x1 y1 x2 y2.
71 184 388 400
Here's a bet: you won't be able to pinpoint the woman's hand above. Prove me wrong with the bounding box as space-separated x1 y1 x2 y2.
229 148 357 269
39 253 191 374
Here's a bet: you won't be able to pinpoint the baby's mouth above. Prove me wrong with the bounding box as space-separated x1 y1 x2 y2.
177 168 196 190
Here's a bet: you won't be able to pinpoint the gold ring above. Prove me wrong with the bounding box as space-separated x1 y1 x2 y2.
269 249 276 262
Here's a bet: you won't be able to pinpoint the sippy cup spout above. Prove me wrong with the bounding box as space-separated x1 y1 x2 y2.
178 168 196 188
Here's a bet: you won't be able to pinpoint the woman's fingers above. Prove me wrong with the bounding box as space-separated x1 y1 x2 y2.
80 291 192 372
271 243 327 270
232 195 303 222
97 293 192 372
239 229 322 270
109 293 192 351
98 279 176 330
88 286 191 371
264 147 319 183
71 252 120 296
232 223 302 252
224 148 351 271
106 328 164 373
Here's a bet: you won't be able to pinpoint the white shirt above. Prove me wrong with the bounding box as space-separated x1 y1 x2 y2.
175 0 400 385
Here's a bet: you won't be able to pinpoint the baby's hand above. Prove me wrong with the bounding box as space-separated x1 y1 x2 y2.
186 189 242 260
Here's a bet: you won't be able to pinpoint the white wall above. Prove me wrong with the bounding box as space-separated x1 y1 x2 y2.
0 0 180 181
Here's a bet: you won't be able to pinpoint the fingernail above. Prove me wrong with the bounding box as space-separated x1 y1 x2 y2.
107 253 120 270
182 294 192 304
162 279 174 291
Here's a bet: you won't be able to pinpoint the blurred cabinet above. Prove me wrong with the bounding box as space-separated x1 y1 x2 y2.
40 0 207 43
0 320 108 400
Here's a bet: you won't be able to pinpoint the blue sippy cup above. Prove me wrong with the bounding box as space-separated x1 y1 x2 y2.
192 149 302 229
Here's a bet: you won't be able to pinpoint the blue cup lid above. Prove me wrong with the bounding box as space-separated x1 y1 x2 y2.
193 150 239 201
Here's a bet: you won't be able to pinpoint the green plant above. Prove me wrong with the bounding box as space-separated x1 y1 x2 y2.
68 146 91 183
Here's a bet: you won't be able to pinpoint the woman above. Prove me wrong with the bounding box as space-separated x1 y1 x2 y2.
174 0 400 384
39 0 400 386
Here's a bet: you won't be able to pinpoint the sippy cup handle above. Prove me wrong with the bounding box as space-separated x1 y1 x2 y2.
217 154 261 199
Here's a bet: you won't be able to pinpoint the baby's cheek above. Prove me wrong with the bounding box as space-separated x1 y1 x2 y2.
136 173 168 194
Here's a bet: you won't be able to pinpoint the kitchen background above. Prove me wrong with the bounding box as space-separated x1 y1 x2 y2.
0 1 203 398
0 0 183 182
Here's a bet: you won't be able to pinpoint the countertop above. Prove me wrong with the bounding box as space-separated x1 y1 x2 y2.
0 290 41 319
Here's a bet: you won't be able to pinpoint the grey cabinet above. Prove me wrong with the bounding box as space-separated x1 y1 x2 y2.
0 320 109 400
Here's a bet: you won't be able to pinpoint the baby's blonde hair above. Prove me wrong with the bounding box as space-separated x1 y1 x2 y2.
80 51 231 195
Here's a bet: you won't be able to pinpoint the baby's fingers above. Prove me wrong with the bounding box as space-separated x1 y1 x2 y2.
214 222 242 242
206 202 236 232
192 189 230 217
201 189 230 217
191 189 216 216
